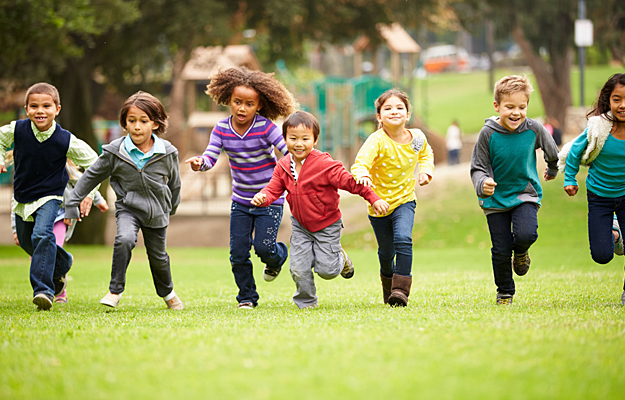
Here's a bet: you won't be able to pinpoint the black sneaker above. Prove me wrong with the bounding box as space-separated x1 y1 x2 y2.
263 266 281 282
496 293 513 305
33 293 53 311
53 273 68 296
512 251 530 276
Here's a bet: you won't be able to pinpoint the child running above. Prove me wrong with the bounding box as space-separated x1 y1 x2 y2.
251 111 389 309
0 82 99 310
186 67 298 309
559 73 625 305
351 89 434 307
10 158 109 303
65 91 183 310
471 75 559 305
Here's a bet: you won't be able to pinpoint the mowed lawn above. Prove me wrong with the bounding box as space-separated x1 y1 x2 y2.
1 171 624 400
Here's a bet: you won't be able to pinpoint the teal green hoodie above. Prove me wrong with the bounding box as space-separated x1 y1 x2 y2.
470 117 559 214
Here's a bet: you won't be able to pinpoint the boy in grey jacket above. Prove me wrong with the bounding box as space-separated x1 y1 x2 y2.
65 92 183 310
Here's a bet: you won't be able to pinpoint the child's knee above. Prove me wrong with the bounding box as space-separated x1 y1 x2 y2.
591 250 613 265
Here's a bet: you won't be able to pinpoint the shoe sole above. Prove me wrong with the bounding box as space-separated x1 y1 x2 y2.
100 300 118 308
388 294 408 307
263 270 280 282
33 295 53 311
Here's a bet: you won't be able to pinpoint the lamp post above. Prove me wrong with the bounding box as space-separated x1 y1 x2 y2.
575 0 593 107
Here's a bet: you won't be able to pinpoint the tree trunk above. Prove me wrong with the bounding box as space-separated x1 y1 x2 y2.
511 22 572 132
56 60 109 245
165 48 190 157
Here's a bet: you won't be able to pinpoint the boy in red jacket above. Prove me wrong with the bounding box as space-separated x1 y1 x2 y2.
252 111 389 308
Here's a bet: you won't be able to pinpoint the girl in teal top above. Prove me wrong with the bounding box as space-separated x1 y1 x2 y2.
561 73 625 305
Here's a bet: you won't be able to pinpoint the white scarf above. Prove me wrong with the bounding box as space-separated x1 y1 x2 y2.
557 111 613 173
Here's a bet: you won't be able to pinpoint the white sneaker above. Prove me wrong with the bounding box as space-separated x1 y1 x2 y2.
100 292 122 308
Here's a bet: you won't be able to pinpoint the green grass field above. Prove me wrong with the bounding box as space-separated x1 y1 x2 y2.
1 172 624 399
416 65 624 135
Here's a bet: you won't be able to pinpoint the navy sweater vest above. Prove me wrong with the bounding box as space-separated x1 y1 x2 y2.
13 119 70 203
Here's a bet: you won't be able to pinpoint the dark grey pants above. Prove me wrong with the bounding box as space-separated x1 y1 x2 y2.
290 217 345 308
110 210 173 297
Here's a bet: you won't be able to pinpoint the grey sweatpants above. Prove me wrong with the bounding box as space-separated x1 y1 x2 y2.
289 216 346 308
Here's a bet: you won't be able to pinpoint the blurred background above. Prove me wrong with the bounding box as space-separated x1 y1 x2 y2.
0 0 623 244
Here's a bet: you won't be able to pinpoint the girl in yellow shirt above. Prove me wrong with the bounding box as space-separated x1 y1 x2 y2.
351 89 434 307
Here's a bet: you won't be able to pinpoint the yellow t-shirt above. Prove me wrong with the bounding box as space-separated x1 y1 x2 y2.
351 128 434 216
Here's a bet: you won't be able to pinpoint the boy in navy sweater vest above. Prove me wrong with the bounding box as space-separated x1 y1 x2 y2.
0 83 99 310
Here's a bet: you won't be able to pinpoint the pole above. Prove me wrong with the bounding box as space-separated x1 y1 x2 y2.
578 0 586 107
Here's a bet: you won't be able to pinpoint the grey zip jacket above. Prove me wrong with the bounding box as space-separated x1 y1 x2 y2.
65 137 181 228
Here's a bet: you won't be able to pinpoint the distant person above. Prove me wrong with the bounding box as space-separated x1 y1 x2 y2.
351 89 434 307
185 67 298 309
9 158 109 304
251 111 388 309
559 73 625 305
446 120 462 165
0 82 99 311
65 91 183 310
470 75 559 305
543 117 562 147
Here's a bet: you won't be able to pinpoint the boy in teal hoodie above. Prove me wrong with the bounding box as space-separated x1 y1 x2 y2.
470 75 559 305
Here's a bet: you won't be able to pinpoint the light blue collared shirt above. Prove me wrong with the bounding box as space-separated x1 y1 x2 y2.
124 134 165 169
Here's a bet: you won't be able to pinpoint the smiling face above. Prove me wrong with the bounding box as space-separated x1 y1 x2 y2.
610 84 625 123
377 95 410 129
25 93 61 132
229 85 262 134
124 106 158 152
285 124 317 164
494 91 528 132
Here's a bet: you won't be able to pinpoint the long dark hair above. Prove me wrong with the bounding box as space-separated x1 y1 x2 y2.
587 73 625 121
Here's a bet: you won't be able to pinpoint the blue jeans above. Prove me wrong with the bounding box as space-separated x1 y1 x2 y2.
15 199 72 299
587 190 625 269
230 201 288 305
368 201 416 277
486 202 538 295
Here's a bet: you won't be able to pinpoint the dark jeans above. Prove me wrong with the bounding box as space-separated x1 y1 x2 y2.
486 202 538 295
448 149 460 165
368 201 416 277
15 199 72 299
587 190 625 287
111 211 173 297
230 201 288 305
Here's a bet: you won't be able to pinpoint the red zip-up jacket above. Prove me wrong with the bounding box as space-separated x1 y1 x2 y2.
259 149 381 232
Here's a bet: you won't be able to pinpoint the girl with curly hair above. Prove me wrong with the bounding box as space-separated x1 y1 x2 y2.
186 67 298 309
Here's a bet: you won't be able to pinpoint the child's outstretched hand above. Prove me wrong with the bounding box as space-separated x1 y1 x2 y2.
251 192 266 207
564 185 578 196
418 173 431 186
96 198 109 212
544 168 556 181
483 178 497 196
0 165 6 174
356 176 373 188
63 218 72 226
13 232 19 246
185 156 203 171
80 197 93 218
372 199 389 216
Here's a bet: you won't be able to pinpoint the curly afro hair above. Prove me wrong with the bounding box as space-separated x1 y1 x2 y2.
206 67 298 121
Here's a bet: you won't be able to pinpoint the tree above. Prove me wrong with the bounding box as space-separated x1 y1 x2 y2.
452 0 625 131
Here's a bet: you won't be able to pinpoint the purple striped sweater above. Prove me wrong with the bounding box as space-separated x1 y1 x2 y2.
200 114 287 206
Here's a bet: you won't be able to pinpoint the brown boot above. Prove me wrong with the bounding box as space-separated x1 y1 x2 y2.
388 274 412 307
380 274 392 304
